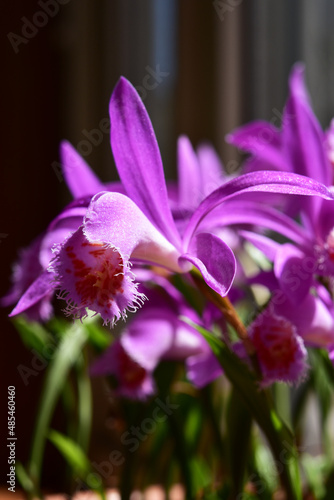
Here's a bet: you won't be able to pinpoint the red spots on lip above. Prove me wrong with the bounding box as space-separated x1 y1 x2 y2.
65 241 125 309
89 248 107 258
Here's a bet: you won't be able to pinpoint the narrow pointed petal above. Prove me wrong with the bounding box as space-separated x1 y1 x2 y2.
183 171 334 248
177 135 202 207
196 142 227 195
109 77 180 246
179 232 236 297
9 270 54 317
60 141 105 198
239 231 280 262
204 200 312 247
284 64 331 186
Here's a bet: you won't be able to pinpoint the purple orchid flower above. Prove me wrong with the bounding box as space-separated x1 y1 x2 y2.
239 230 334 369
90 284 220 399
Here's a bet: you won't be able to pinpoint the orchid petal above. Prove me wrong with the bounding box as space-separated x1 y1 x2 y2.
239 231 280 263
186 351 222 388
183 171 334 248
40 207 87 268
109 77 180 246
179 232 236 297
9 270 54 317
274 293 334 347
274 244 313 304
60 141 105 198
283 64 331 186
196 142 227 195
203 200 312 248
177 135 202 207
51 226 146 325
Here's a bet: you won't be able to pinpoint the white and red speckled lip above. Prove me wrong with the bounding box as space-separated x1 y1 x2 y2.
52 227 146 326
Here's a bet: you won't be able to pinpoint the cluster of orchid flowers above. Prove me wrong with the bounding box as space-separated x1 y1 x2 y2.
4 64 334 399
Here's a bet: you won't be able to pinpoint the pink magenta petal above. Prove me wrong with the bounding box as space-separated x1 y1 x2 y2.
179 232 236 297
207 200 313 247
83 191 182 271
9 270 55 317
283 64 331 186
274 244 313 304
186 351 222 388
60 141 105 198
274 292 334 347
196 142 227 196
109 77 180 247
177 135 202 207
183 170 334 248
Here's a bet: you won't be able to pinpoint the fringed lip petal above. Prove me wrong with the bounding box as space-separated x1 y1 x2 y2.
109 77 180 247
9 270 54 317
51 226 147 326
40 207 87 268
179 232 236 297
60 141 105 198
183 171 334 248
83 191 182 272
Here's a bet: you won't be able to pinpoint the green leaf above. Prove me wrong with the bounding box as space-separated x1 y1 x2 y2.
15 462 35 493
226 388 253 495
302 453 329 499
12 316 52 353
48 430 106 499
84 321 111 352
27 322 88 490
181 317 302 500
48 429 91 476
76 353 93 453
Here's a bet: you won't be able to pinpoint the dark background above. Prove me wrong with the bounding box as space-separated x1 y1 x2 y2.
1 0 334 491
